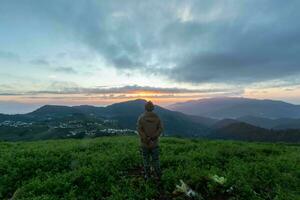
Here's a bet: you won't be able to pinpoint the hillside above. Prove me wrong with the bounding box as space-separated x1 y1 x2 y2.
238 116 300 130
29 105 82 116
0 99 300 142
0 99 215 139
210 122 300 142
168 97 300 119
74 99 214 135
0 136 299 200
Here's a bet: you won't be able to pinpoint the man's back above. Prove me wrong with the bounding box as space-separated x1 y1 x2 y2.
138 111 162 139
137 101 163 180
137 101 163 149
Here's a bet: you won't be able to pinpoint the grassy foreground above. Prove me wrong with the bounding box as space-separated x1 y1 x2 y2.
0 136 299 200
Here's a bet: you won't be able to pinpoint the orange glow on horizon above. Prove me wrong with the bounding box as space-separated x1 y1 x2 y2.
1 86 300 107
0 93 200 107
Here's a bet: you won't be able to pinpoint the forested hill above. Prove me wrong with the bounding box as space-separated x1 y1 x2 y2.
0 99 300 142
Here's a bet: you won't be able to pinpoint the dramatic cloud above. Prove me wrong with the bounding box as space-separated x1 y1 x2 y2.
1 0 300 106
0 84 242 96
4 0 298 84
0 82 244 109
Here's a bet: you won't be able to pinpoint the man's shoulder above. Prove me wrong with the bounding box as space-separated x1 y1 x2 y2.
152 112 161 119
138 111 161 121
138 113 145 120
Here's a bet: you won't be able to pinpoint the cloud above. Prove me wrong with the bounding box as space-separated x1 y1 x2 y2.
0 84 242 96
0 83 244 107
0 51 20 62
53 66 77 74
0 84 14 90
249 76 300 89
30 58 50 66
2 0 300 85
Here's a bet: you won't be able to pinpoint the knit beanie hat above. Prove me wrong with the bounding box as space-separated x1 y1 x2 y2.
145 101 154 111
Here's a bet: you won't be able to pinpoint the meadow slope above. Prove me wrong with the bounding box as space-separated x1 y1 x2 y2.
0 136 299 200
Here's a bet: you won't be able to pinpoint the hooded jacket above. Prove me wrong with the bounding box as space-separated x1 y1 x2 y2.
137 111 163 149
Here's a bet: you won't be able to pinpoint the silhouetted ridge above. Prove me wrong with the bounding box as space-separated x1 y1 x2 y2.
1 99 299 142
168 97 300 119
29 105 81 116
212 119 240 129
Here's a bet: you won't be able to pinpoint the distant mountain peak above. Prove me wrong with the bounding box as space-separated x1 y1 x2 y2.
212 118 240 129
29 104 81 116
168 97 300 119
132 98 148 102
110 99 147 106
123 99 148 104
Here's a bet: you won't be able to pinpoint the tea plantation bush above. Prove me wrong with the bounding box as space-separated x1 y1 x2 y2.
0 136 299 199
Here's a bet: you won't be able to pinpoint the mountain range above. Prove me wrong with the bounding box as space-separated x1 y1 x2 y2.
0 98 300 142
168 97 300 119
33 99 216 136
237 116 300 130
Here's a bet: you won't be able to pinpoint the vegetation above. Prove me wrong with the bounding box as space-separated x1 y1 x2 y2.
0 117 134 142
211 122 300 143
0 136 299 200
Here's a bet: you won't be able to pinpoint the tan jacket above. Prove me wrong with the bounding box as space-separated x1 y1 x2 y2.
137 111 163 149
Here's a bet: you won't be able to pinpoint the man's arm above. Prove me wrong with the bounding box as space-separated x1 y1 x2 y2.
137 117 148 142
153 118 163 139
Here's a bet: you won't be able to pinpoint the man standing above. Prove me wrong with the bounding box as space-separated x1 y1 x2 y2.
137 101 163 180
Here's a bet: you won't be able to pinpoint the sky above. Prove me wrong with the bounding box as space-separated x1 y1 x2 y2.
1 0 300 113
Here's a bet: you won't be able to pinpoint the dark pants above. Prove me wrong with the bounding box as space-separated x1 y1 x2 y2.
141 146 161 177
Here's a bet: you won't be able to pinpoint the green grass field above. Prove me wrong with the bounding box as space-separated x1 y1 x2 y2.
0 136 299 200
